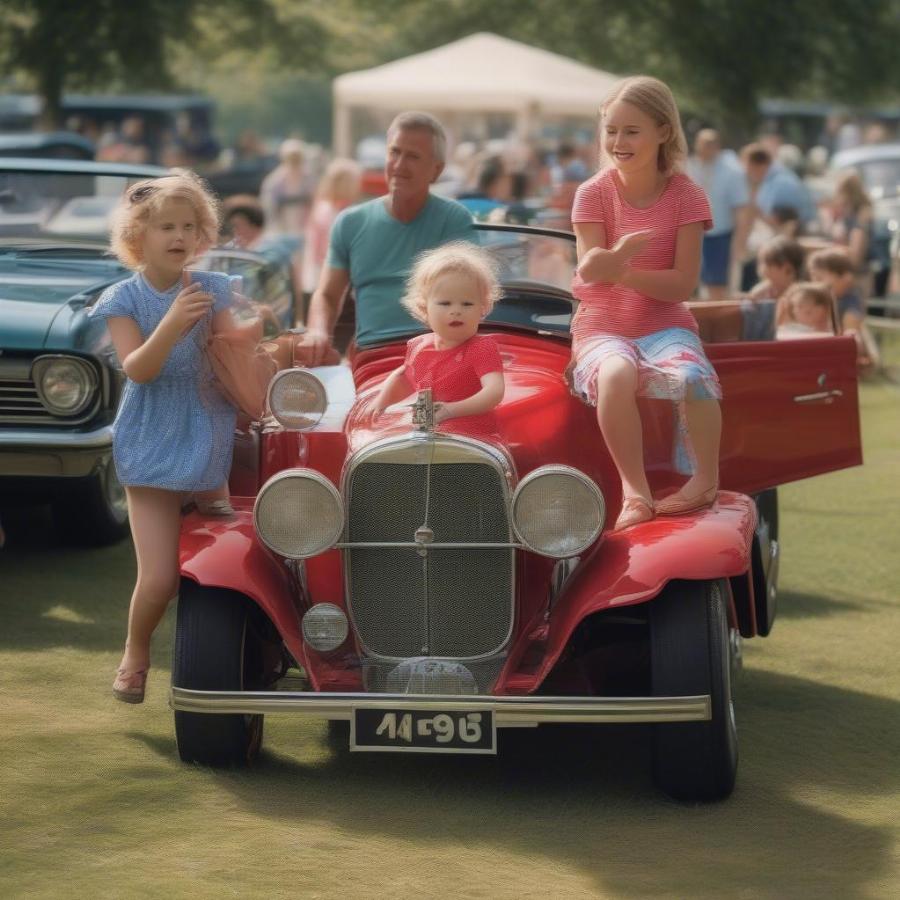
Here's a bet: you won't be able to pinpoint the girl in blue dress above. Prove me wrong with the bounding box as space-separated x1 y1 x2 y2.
89 171 237 703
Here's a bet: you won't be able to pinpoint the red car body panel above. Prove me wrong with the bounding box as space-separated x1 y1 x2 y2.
179 504 304 663
498 491 756 694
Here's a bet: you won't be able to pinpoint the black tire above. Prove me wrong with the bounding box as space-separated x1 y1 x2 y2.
755 488 779 545
172 580 266 766
54 456 129 545
650 579 737 802
753 489 779 636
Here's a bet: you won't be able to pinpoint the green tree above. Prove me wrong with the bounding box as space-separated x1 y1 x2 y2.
366 0 900 138
0 0 330 128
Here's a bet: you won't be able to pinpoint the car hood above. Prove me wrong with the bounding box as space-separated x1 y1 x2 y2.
344 333 610 489
0 254 125 348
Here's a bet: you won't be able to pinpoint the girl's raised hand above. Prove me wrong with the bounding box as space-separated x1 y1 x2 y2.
612 229 654 259
166 270 213 335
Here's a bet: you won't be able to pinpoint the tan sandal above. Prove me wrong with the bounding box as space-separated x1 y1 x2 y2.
113 666 150 704
655 484 718 516
614 496 654 531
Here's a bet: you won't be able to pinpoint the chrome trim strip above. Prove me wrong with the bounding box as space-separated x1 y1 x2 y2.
0 423 113 449
793 389 843 403
170 687 712 724
335 541 522 550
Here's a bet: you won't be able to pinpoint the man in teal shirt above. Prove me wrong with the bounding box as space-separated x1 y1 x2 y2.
303 112 475 362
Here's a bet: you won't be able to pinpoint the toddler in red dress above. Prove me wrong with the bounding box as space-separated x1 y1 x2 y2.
373 241 504 433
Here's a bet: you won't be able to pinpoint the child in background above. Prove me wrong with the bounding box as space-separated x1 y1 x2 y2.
89 171 239 703
809 246 877 366
775 283 834 339
808 247 864 334
748 235 805 302
570 75 721 530
373 242 504 434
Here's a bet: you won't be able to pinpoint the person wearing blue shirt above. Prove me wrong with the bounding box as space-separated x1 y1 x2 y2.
743 143 817 229
304 112 475 361
687 129 751 299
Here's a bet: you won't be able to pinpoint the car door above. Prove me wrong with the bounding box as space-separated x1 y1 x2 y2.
709 335 862 495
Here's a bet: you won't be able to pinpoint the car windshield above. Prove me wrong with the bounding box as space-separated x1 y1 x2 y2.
0 170 145 240
477 226 576 336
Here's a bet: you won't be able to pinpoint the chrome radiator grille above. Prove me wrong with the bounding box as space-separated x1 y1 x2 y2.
346 453 513 661
0 356 55 425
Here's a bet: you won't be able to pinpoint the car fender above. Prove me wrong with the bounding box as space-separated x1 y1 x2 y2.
179 506 304 661
517 491 756 690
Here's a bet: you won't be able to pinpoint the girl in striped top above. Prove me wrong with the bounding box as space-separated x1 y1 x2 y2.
571 76 722 530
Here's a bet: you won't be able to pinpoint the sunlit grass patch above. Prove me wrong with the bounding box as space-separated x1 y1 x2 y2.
1 381 898 899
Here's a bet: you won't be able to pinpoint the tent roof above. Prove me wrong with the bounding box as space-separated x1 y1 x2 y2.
334 33 619 118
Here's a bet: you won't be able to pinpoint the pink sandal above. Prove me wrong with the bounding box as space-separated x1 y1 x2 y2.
614 496 654 531
113 666 150 704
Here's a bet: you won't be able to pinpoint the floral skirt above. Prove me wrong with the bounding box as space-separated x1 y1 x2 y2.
572 327 721 475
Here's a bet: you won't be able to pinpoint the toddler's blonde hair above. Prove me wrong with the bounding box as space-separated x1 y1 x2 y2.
401 241 501 325
599 76 688 175
110 169 220 269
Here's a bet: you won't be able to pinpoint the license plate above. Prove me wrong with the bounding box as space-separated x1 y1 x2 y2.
351 707 496 754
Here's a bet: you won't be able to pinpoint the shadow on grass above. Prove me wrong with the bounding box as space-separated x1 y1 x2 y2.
132 668 898 899
0 504 132 654
775 588 865 619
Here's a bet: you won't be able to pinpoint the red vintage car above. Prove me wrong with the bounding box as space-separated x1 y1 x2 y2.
169 224 862 802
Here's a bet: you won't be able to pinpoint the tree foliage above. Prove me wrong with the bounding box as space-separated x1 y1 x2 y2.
0 0 330 127
357 0 900 136
4 0 900 137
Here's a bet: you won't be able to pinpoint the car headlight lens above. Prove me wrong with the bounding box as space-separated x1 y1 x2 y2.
511 465 605 558
302 603 349 652
267 369 327 430
254 469 343 558
32 356 97 416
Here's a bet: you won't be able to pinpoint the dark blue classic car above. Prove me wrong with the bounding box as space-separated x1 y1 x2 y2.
0 158 295 544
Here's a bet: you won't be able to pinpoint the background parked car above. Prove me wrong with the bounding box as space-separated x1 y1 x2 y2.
0 158 295 544
0 132 95 160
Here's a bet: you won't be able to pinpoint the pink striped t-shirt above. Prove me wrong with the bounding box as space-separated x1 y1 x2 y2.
570 168 711 346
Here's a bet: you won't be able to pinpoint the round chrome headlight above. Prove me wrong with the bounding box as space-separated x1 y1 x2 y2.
512 465 605 558
32 356 97 416
302 603 349 652
254 469 343 558
267 369 327 430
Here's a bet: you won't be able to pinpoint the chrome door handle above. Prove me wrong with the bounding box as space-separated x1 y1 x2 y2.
793 389 843 403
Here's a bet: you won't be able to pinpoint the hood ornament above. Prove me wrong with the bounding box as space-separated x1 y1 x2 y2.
411 388 435 433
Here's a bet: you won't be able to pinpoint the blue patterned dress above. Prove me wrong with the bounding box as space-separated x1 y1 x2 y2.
88 270 236 492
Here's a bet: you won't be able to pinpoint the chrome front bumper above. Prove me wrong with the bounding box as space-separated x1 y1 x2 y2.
170 687 711 725
0 424 113 478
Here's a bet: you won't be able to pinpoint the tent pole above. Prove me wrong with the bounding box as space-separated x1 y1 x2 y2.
333 103 352 157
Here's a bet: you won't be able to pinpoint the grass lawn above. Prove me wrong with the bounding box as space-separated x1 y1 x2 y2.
1 381 898 900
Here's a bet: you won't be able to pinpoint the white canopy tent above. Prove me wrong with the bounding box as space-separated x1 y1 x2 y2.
332 33 621 157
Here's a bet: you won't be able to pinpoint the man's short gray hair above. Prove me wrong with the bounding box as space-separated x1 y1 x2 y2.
387 111 447 163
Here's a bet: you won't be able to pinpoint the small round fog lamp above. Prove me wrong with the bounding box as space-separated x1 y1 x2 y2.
302 603 349 652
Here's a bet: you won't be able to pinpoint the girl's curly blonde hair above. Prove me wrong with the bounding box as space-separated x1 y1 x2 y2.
109 169 220 269
599 75 688 176
401 241 501 325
